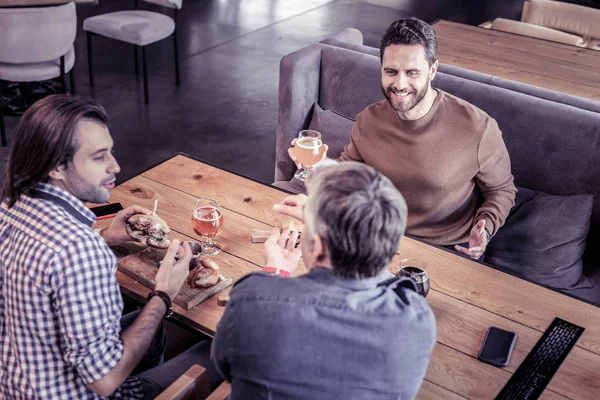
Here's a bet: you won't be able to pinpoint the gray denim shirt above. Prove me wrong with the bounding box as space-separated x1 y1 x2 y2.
211 267 436 400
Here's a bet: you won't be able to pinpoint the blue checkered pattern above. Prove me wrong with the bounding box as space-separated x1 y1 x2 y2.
0 183 143 399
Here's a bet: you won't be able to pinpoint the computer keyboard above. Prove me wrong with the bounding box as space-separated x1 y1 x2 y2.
495 317 585 400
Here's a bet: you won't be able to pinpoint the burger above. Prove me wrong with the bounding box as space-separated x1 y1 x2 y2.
126 214 171 249
187 259 220 288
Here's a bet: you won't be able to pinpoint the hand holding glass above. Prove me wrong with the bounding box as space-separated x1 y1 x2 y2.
398 259 430 297
293 130 323 181
192 198 224 256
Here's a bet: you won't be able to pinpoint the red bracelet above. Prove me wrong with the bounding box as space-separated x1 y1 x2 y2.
262 266 291 278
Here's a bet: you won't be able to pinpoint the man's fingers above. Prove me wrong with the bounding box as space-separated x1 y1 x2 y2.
176 241 193 263
468 246 485 253
278 229 290 247
121 205 152 219
319 144 329 161
286 230 300 251
162 239 182 266
266 227 280 243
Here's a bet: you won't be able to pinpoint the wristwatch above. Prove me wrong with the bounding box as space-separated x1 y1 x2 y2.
147 290 173 319
262 266 291 278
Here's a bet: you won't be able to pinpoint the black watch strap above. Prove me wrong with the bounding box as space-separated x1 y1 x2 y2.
147 290 173 319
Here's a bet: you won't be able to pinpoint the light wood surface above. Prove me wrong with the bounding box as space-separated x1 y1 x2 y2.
99 154 600 399
0 0 95 5
433 20 600 101
155 364 210 400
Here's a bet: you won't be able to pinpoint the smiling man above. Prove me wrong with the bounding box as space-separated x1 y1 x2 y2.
0 95 220 399
288 18 516 259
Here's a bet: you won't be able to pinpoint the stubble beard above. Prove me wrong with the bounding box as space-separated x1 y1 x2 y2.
382 83 428 113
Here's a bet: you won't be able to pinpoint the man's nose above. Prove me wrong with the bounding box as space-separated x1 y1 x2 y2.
395 73 408 90
108 153 121 175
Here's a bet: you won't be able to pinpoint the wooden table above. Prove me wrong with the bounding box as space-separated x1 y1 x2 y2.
96 154 600 400
433 20 600 102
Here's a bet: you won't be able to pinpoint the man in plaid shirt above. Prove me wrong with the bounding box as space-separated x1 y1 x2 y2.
0 95 219 399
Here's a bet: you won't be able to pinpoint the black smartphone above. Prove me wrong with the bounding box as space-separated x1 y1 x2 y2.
90 203 124 220
478 327 517 367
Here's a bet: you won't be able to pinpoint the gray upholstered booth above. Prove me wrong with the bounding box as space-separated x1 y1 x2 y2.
276 43 600 305
0 2 77 146
320 28 600 114
83 0 182 104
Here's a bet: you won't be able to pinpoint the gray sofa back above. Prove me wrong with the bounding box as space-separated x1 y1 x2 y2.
321 28 600 114
276 44 600 276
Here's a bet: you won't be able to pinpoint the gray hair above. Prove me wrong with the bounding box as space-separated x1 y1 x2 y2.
305 162 407 279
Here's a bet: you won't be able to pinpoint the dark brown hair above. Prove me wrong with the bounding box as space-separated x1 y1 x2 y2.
380 17 438 65
2 95 108 207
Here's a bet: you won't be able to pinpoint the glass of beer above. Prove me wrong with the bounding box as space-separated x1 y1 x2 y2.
293 130 323 181
192 198 224 256
398 259 430 297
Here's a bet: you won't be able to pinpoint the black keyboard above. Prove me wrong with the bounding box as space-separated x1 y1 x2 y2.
495 318 585 400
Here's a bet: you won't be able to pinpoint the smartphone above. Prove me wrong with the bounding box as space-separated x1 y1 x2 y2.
90 203 124 220
478 327 517 367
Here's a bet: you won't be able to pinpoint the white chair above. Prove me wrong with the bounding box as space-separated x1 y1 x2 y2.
480 0 600 51
0 3 77 147
83 0 182 104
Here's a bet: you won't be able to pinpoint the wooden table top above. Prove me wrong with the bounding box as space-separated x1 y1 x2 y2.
95 154 600 399
433 19 600 102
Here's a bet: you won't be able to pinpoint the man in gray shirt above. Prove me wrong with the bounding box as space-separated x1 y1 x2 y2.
211 162 436 400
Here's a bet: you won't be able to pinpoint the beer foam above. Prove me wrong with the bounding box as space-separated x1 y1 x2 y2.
296 137 322 149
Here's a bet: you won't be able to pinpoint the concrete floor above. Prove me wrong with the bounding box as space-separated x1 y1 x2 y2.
1 0 414 186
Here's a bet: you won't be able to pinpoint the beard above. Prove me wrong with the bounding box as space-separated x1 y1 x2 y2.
64 167 115 203
381 82 428 113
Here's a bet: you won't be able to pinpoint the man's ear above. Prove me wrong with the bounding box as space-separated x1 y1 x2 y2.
47 163 67 182
312 234 329 264
429 60 438 81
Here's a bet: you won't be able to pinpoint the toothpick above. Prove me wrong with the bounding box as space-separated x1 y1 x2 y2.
152 199 158 216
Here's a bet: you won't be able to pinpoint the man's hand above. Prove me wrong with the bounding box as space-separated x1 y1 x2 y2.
264 227 302 274
455 219 488 259
154 240 193 300
100 205 151 247
288 138 329 170
273 194 308 222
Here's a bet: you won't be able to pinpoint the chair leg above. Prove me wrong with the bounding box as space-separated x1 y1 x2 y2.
142 46 149 104
60 56 67 94
134 45 139 76
70 68 76 95
0 101 7 147
87 32 95 87
173 9 180 86
173 31 180 86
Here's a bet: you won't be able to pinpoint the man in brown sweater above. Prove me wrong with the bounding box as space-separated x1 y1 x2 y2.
287 18 516 259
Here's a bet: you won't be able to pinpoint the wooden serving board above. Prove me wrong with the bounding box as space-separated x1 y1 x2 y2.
117 246 232 310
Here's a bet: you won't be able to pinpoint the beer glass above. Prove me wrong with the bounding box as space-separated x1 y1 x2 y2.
192 198 224 256
398 259 430 297
293 130 323 181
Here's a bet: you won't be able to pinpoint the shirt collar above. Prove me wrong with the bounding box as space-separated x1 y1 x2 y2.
29 183 97 227
304 266 386 290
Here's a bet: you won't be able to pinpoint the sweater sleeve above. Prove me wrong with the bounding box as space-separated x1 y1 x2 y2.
474 118 517 236
338 116 364 162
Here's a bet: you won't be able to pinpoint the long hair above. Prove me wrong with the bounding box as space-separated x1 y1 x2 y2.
2 95 108 207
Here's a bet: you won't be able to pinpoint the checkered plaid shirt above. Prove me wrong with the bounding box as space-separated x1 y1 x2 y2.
0 183 143 399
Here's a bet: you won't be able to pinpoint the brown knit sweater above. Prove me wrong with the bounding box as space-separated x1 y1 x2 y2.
339 90 516 245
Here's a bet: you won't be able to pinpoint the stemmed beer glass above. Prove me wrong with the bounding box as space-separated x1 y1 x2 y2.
192 198 224 256
293 130 323 181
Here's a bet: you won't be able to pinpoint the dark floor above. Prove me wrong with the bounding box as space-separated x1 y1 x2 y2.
0 0 418 187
